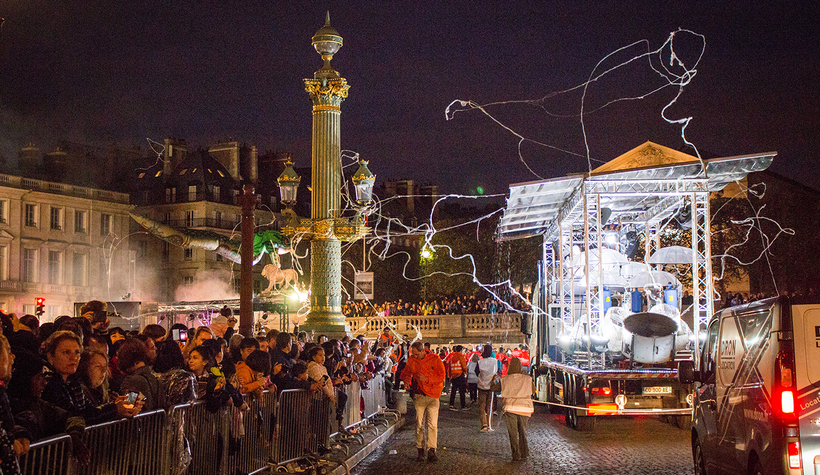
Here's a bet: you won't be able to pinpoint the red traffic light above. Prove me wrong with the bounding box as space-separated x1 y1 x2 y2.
35 297 45 305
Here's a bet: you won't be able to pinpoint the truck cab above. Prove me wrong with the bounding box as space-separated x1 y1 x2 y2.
683 296 820 474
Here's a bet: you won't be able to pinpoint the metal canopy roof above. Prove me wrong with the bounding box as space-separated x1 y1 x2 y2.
498 148 776 241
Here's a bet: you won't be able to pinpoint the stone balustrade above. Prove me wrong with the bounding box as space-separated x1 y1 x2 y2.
345 312 526 345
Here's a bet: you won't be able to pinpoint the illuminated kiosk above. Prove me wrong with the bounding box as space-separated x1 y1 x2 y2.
498 142 776 366
277 14 374 340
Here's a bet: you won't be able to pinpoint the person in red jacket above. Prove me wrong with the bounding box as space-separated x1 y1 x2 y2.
402 341 445 463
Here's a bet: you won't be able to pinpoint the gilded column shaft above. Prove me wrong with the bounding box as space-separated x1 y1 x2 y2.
311 107 341 219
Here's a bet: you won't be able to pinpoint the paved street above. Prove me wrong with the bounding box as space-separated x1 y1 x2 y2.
351 399 693 475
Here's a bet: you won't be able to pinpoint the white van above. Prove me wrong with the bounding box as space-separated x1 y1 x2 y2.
680 296 820 474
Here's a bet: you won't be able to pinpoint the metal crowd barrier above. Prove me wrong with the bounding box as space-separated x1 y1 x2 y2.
77 409 169 475
231 391 275 475
15 375 392 474
18 434 72 475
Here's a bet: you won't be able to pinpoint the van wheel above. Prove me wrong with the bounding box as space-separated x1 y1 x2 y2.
749 459 763 475
693 437 707 475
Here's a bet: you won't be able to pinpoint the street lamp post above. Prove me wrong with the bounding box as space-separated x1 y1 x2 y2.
277 13 374 340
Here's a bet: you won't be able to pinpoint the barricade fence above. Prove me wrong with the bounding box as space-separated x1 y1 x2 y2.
17 374 394 475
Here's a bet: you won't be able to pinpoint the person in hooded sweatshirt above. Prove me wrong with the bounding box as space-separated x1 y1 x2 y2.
496 357 536 461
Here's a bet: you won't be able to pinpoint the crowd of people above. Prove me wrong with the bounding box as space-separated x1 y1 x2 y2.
342 294 531 319
0 296 538 471
399 340 534 463
0 301 401 473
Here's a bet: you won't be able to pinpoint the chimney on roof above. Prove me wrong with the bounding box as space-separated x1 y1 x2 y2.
18 143 39 174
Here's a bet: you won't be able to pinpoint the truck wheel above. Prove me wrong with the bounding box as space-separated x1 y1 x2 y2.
575 415 596 432
564 374 576 428
673 414 691 429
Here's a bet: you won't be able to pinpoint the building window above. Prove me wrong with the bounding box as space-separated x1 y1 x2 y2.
163 212 171 224
24 204 37 227
184 248 193 261
48 250 62 284
0 200 8 224
183 275 194 285
162 242 170 262
213 186 221 202
50 207 63 231
72 253 86 286
22 248 36 282
215 211 222 228
188 185 197 202
185 210 194 227
0 246 7 280
253 279 261 294
74 210 87 233
233 278 241 294
136 241 148 258
100 214 111 236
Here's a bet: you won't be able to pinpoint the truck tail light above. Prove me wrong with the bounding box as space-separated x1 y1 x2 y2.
591 387 612 396
788 441 801 469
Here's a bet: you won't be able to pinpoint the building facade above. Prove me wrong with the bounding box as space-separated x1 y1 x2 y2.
0 173 134 319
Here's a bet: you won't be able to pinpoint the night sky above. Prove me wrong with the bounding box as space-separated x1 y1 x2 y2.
0 1 817 195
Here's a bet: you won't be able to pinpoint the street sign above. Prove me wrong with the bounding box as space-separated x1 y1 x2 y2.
354 272 373 300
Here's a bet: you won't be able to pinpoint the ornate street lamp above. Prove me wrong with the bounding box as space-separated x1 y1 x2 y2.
351 157 375 205
276 158 301 206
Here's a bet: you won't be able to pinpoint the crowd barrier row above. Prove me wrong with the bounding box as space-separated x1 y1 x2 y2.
18 374 396 475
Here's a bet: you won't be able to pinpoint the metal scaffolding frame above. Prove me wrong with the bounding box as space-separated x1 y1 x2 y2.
498 146 777 365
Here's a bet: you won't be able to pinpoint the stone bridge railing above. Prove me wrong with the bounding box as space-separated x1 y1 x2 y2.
345 312 526 344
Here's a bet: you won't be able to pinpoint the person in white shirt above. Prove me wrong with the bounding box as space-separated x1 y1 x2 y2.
475 344 499 432
498 357 535 460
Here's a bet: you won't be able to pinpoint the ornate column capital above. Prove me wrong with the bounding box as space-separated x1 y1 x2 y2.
304 77 349 109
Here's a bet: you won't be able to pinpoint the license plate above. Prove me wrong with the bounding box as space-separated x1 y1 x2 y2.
642 386 672 395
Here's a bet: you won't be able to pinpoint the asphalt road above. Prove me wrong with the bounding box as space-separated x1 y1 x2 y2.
350 400 694 475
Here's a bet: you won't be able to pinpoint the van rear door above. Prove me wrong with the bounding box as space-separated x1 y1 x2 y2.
792 304 820 471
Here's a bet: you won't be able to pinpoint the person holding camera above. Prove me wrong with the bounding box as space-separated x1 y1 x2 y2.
80 300 111 336
402 341 445 463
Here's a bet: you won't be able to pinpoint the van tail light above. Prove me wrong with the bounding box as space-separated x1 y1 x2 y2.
788 441 801 469
774 347 798 420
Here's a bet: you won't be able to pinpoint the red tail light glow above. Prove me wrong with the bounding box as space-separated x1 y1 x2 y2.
591 387 612 396
781 390 795 414
788 441 800 469
774 348 798 420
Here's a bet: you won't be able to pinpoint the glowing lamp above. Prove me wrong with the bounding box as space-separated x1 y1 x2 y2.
351 158 375 205
277 158 301 206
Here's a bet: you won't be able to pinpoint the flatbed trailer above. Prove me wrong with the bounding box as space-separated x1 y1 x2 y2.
498 143 777 431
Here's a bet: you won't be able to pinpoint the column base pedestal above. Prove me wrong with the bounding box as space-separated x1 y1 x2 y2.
300 311 350 340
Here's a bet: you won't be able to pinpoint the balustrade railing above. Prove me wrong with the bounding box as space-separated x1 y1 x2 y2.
346 312 525 341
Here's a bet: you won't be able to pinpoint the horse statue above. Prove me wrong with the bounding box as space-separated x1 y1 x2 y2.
262 263 300 292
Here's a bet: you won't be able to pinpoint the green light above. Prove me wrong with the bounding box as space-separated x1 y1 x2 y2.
476 186 484 195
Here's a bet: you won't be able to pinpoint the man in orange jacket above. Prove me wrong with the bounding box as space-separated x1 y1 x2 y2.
402 340 445 463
